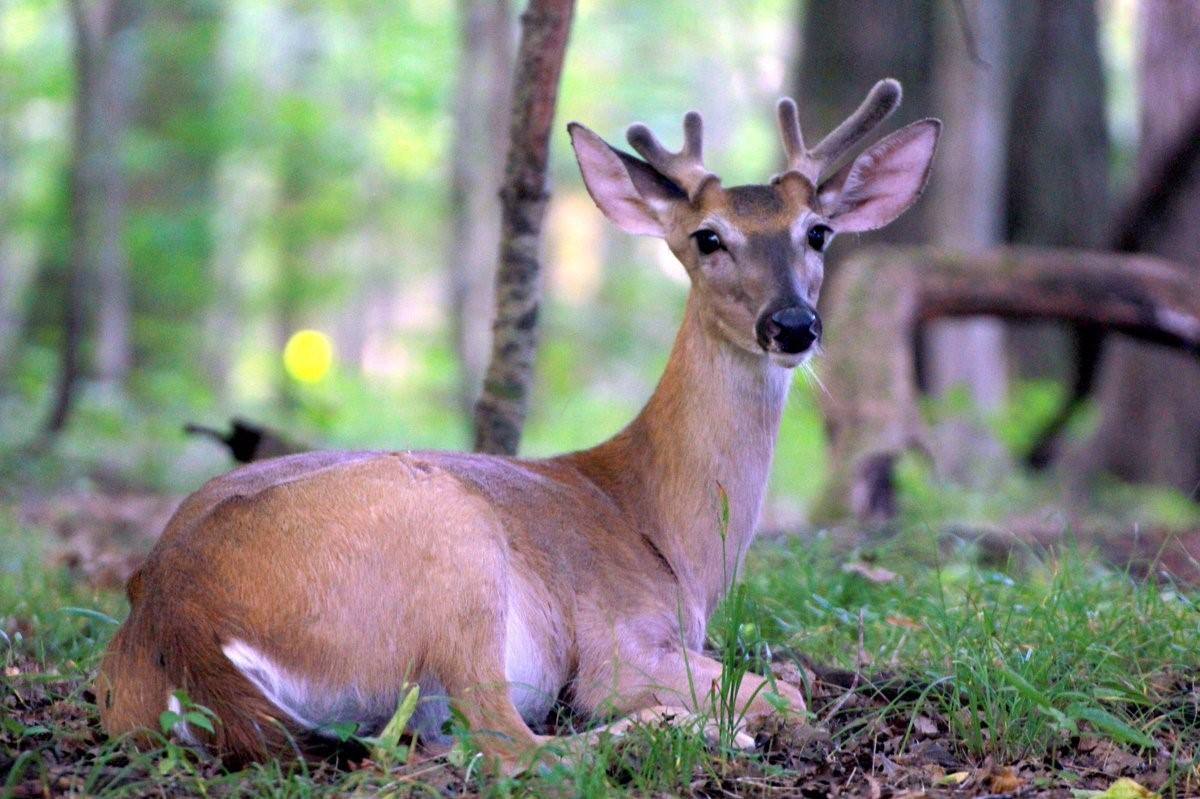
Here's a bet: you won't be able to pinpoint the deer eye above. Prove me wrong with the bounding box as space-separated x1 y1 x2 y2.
807 224 832 252
692 229 723 255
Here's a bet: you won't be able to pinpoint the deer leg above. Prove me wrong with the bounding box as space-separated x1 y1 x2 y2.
443 675 549 773
573 649 807 750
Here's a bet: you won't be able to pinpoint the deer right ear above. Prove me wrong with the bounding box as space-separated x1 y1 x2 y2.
568 123 686 238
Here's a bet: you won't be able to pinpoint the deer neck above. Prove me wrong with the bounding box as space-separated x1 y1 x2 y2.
582 293 791 624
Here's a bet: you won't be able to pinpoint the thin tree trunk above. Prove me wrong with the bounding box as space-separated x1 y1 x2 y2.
93 17 135 390
472 0 574 455
1080 1 1200 496
45 0 137 435
448 0 513 420
0 120 38 384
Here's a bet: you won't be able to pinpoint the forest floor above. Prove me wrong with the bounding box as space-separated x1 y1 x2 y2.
3 486 1199 798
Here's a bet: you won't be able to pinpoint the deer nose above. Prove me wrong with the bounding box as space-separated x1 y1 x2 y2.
759 305 822 354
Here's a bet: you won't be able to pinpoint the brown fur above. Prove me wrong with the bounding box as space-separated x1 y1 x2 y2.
96 93 938 770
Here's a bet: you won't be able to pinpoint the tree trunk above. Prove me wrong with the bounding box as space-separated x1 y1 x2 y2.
923 0 1013 413
45 0 137 435
1004 0 1110 381
448 0 513 420
0 120 38 384
472 0 574 455
92 12 136 391
272 2 323 412
1081 1 1200 496
795 0 937 253
129 0 221 385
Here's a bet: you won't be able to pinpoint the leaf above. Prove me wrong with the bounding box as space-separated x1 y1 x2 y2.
996 665 1073 730
159 710 183 734
59 607 120 627
1068 704 1156 750
370 683 420 766
184 711 215 734
841 561 897 584
320 720 359 742
988 766 1023 793
1077 778 1161 799
763 691 793 713
716 482 731 541
886 615 922 630
911 714 937 736
936 771 970 786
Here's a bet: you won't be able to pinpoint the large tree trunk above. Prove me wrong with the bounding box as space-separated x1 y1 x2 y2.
795 0 937 253
1082 2 1200 496
448 0 514 420
45 0 138 435
472 0 574 455
1004 0 1110 382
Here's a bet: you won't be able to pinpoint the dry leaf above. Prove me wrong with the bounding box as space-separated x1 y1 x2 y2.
912 714 938 736
935 771 970 786
887 615 922 630
842 561 898 584
988 765 1022 793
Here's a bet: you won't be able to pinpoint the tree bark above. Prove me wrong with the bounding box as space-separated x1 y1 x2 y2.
1004 0 1110 382
45 0 137 435
0 119 38 384
472 0 574 455
795 0 937 254
448 0 513 420
1080 1 1200 497
129 0 221 384
922 0 1013 413
817 246 1200 522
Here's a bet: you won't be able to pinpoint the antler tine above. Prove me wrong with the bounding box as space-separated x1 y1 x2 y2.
776 97 820 183
777 79 902 184
807 78 902 172
626 111 715 199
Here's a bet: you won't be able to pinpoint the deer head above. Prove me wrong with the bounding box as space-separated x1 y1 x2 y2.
568 79 940 367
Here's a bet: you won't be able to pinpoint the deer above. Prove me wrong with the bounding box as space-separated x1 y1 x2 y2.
94 79 939 771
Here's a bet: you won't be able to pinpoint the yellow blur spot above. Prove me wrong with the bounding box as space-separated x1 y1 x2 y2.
283 330 333 384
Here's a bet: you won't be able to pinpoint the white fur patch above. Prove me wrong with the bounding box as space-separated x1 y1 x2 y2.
504 593 557 724
222 639 319 729
221 638 451 741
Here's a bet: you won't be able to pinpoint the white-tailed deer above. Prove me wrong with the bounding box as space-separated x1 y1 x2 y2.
95 80 938 769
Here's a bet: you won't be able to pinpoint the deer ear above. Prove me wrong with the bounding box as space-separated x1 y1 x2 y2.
568 122 686 237
820 119 941 233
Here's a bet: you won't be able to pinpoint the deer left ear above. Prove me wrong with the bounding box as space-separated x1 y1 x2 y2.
819 119 941 233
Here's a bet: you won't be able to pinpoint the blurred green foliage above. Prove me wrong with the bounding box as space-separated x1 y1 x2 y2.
0 0 1192 532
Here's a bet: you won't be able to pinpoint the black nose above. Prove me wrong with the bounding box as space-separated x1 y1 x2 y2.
759 305 822 354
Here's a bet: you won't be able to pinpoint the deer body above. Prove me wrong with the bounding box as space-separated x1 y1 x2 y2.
96 81 938 769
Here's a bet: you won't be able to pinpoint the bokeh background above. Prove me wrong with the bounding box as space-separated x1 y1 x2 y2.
2 0 1196 537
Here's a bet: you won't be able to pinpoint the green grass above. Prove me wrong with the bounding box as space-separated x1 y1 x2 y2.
4 497 1200 796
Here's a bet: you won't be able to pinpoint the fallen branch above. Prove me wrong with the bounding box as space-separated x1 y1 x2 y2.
817 245 1200 521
